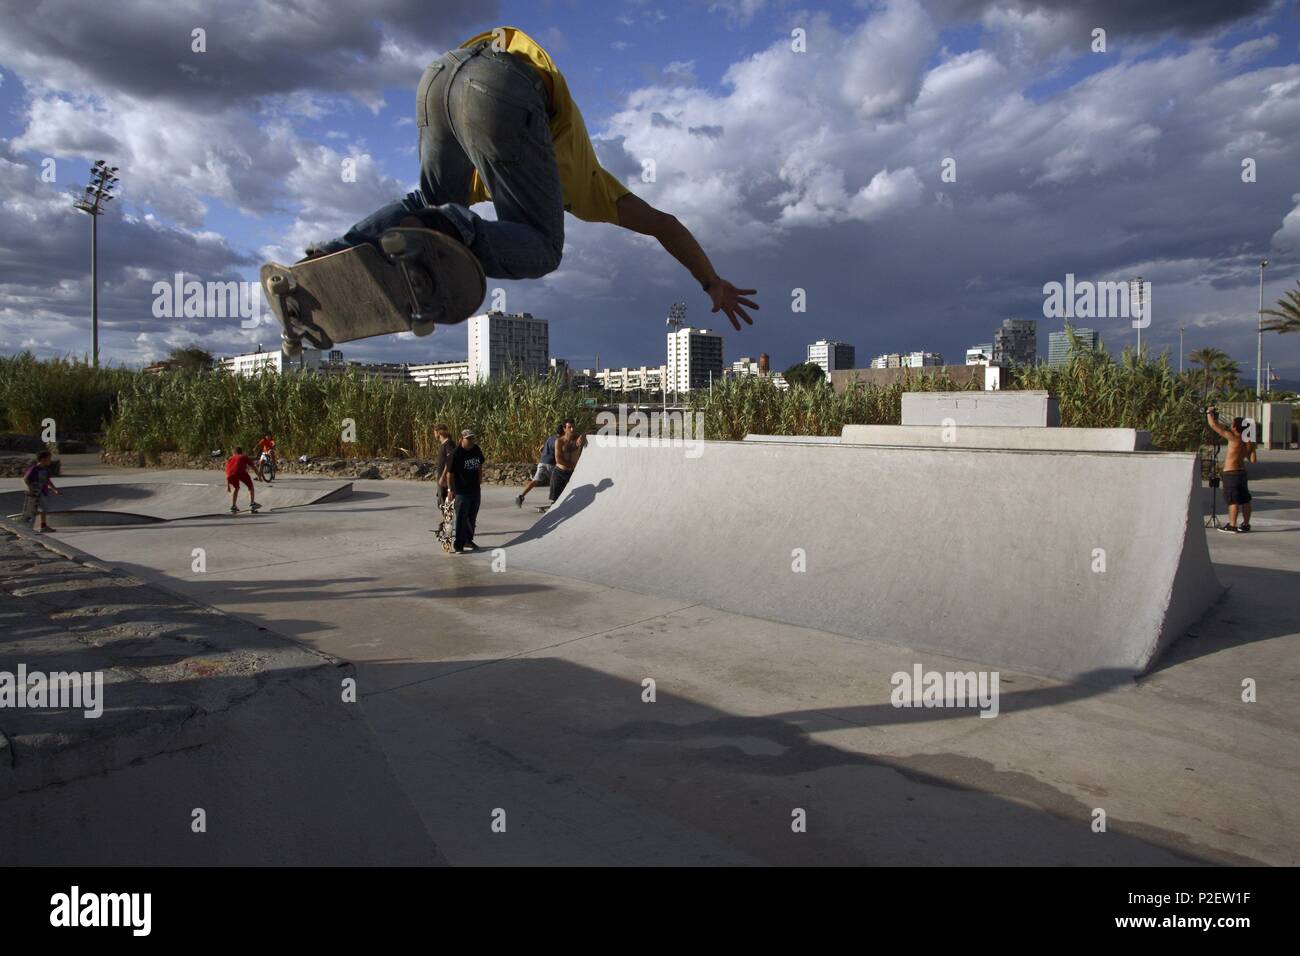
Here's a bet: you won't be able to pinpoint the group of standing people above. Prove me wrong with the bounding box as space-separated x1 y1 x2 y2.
429 419 586 554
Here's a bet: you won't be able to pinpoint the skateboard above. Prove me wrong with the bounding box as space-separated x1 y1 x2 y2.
534 504 550 513
434 496 456 553
261 228 486 356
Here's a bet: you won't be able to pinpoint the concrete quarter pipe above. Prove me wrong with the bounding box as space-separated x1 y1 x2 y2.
505 440 1223 681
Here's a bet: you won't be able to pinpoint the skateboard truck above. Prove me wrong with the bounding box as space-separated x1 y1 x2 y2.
264 271 334 356
380 230 438 337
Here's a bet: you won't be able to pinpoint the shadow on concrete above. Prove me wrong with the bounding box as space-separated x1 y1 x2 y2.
503 478 613 545
1 640 1255 865
1148 563 1300 673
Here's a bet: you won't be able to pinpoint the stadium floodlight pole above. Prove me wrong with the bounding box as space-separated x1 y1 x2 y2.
1256 259 1268 399
1131 276 1143 355
72 160 119 367
1179 325 1184 374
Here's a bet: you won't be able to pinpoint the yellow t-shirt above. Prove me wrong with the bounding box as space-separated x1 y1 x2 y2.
459 27 629 224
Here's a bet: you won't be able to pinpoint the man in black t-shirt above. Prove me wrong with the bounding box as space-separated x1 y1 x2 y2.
444 428 485 553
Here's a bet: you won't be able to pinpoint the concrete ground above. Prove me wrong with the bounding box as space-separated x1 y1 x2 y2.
20 451 1300 865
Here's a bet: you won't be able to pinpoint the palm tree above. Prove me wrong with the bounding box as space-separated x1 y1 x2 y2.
1211 356 1242 397
1261 280 1300 334
1188 346 1227 399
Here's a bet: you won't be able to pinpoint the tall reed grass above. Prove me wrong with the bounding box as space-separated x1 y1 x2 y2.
1 345 1211 459
103 367 594 462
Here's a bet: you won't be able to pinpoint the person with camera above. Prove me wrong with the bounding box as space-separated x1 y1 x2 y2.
1206 406 1258 533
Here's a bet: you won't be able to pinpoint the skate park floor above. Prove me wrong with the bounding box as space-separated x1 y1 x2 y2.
19 452 1300 865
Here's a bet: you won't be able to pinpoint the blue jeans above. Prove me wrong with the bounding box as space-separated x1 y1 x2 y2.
311 42 564 280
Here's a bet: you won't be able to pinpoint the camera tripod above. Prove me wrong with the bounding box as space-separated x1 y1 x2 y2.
1203 437 1222 530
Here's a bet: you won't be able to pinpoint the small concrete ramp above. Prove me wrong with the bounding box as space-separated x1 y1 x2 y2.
2 479 352 525
505 441 1222 681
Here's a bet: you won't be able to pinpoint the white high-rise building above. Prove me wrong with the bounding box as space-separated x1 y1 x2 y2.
666 327 724 393
468 311 549 382
807 340 855 380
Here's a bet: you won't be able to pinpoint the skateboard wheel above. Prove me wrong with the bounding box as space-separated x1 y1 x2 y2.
411 317 436 337
281 335 302 357
267 272 297 293
380 230 409 257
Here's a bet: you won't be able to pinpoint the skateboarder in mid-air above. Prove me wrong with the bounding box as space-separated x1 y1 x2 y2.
302 26 759 333
225 446 262 514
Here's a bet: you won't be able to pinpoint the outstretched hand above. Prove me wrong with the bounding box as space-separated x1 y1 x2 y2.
708 279 759 331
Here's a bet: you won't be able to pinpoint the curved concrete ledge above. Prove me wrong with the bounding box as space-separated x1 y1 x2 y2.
1 480 353 525
506 441 1222 681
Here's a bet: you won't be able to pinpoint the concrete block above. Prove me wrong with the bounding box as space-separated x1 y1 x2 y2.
903 391 1060 427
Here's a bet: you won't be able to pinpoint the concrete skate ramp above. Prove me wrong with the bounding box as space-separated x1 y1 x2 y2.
505 441 1222 681
1 479 352 525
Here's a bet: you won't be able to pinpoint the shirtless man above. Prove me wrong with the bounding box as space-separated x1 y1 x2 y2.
1206 406 1258 533
550 419 587 503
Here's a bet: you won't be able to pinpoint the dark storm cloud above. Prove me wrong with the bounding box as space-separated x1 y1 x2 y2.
928 0 1276 36
0 0 493 108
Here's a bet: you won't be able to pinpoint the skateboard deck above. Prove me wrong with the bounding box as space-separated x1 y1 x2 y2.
434 496 456 552
261 228 485 355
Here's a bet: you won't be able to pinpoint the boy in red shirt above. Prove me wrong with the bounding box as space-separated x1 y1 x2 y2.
225 446 262 513
255 432 277 482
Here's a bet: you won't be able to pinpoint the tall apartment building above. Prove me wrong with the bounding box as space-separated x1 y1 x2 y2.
965 343 994 366
992 318 1037 367
468 311 549 382
807 340 855 380
1047 328 1099 366
666 327 724 392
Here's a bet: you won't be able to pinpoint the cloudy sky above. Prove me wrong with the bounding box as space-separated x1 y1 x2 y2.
2 0 1298 382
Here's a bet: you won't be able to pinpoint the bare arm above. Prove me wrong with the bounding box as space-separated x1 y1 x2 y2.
1205 409 1232 441
616 192 759 331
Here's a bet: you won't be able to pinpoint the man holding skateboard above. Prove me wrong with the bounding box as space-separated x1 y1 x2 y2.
299 26 758 333
444 428 486 553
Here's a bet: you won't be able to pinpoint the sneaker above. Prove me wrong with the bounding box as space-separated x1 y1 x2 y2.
401 207 464 245
465 541 478 551
41 525 56 532
1238 523 1251 533
515 494 524 508
250 502 262 512
1217 524 1238 533
230 506 240 514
